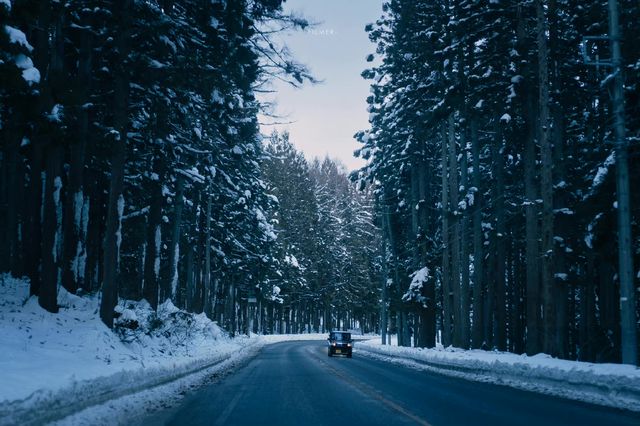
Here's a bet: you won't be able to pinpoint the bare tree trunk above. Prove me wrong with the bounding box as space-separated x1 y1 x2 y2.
493 124 507 351
1 122 23 275
441 124 452 347
84 170 104 293
448 114 461 348
40 145 64 313
165 174 184 303
598 244 621 362
185 246 194 310
470 118 484 349
193 195 206 313
511 244 525 354
25 0 52 297
380 232 388 345
536 0 555 356
100 0 131 327
552 102 569 359
420 152 436 348
203 192 212 316
459 129 470 349
39 1 65 313
61 29 91 294
142 156 164 311
524 73 541 356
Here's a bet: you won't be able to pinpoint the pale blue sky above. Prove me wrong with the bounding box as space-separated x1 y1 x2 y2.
259 0 383 171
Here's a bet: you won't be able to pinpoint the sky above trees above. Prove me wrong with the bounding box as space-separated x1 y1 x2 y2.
258 0 383 171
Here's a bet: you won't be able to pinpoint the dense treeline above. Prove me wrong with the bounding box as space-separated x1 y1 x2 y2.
0 0 380 334
262 132 381 334
355 0 640 363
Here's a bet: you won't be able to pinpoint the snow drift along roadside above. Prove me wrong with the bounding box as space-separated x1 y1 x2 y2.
0 275 256 426
356 338 640 412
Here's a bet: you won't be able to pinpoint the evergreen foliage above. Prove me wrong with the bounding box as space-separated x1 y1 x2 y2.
356 0 640 363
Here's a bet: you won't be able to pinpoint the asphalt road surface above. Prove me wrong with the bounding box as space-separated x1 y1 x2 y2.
142 340 640 426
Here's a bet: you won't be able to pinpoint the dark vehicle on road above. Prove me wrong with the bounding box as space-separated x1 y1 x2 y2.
327 331 352 357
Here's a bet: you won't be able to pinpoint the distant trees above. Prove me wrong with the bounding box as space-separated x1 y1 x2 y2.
262 132 381 334
355 0 640 363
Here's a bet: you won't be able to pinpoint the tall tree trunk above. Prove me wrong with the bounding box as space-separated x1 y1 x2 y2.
25 0 52 297
552 106 569 359
470 118 484 349
493 123 507 351
380 223 388 345
420 155 436 348
598 245 621 362
192 195 206 313
164 174 184 303
448 114 461 348
100 0 132 327
2 134 22 275
142 155 164 311
459 128 470 349
185 246 195 310
203 192 212 316
0 88 27 275
411 143 433 348
536 0 555 356
39 1 65 313
511 245 525 354
61 30 92 294
516 0 541 357
441 124 452 347
83 170 103 292
39 145 63 313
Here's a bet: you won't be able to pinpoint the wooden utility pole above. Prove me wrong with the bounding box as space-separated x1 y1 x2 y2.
608 0 637 365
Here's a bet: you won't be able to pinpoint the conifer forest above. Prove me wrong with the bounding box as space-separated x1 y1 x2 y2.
1 0 639 370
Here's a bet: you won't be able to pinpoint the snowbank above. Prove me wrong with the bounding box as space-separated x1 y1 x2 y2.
356 337 640 412
0 275 254 425
0 274 353 425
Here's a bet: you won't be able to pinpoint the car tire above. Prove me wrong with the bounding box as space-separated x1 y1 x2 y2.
328 349 332 357
347 353 352 358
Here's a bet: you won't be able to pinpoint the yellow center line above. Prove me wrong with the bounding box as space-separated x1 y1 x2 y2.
313 347 433 426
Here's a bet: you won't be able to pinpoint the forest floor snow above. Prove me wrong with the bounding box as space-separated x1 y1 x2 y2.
357 336 640 412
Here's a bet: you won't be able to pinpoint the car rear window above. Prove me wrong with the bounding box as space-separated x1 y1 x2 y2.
331 332 351 341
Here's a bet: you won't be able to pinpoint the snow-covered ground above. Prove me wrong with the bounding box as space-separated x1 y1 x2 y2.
356 336 640 412
0 275 236 403
0 275 327 425
3 272 639 424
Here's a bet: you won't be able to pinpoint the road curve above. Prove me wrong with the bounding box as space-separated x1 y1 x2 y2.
141 340 640 426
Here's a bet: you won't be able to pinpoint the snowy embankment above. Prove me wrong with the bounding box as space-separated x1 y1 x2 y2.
0 275 326 425
356 337 640 412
